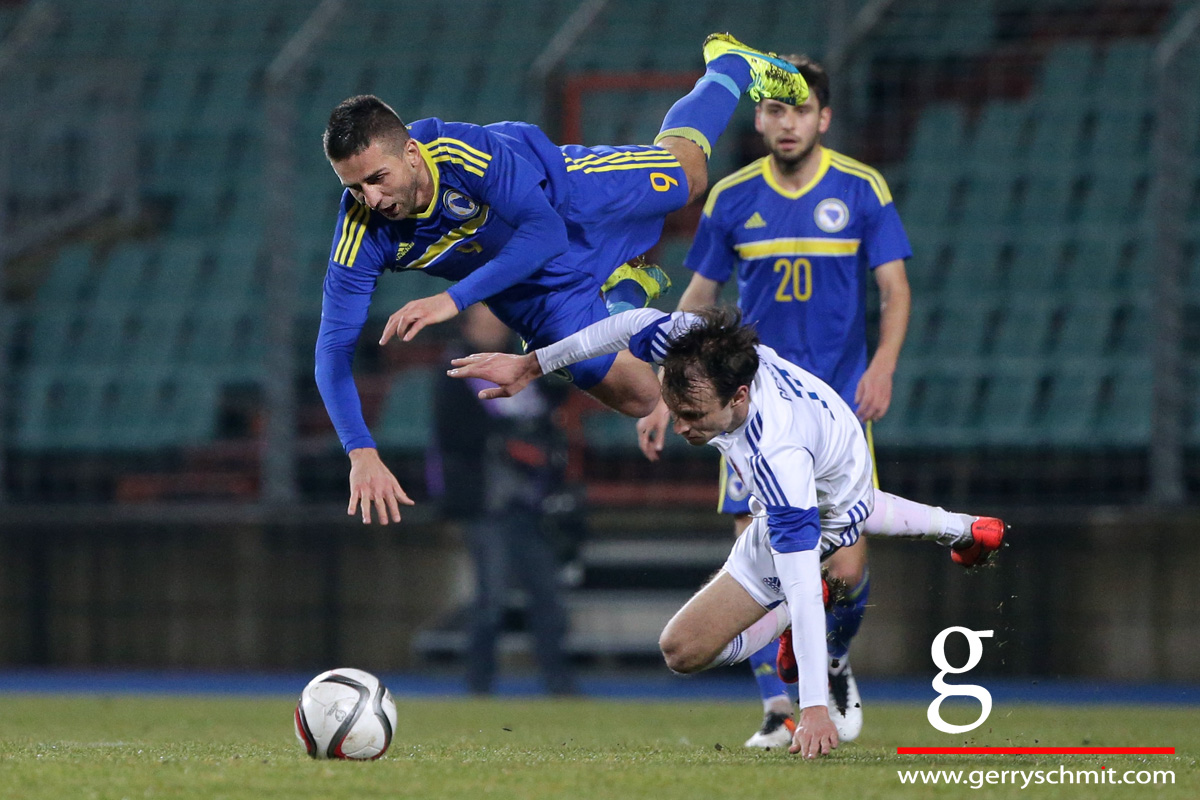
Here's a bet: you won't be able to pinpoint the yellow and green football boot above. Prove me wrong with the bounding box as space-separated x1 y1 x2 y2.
702 32 809 106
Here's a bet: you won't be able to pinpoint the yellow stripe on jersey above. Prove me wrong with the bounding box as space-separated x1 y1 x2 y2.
429 143 490 172
333 203 370 266
333 204 356 264
407 207 491 270
346 206 371 266
828 151 892 205
761 148 831 200
734 237 861 260
428 137 493 164
565 150 680 171
578 158 681 174
702 158 767 217
432 153 486 177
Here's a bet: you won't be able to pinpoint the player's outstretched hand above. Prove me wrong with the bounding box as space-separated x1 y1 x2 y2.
380 291 459 345
636 399 671 462
790 706 839 759
448 352 544 400
854 362 894 422
347 447 414 525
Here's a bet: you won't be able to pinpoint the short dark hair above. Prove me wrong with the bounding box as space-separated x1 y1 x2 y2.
323 95 410 161
661 306 759 409
780 54 831 108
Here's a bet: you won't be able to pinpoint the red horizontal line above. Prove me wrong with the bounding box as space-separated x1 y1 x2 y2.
898 747 1175 755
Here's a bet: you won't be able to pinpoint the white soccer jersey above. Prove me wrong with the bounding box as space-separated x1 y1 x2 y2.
537 308 876 709
707 343 874 553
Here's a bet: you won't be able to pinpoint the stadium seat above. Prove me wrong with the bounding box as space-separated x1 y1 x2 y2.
890 359 981 447
1051 297 1118 357
1077 168 1149 226
91 244 156 310
1095 41 1153 103
1098 362 1152 446
13 366 218 451
1013 171 1077 226
1035 361 1105 446
965 102 1031 166
909 301 996 359
940 237 1008 295
1036 41 1098 106
972 358 1043 446
1004 235 1068 293
36 244 96 306
374 368 436 451
989 300 1057 358
908 104 966 165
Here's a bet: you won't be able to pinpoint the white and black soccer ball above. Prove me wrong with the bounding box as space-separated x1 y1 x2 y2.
294 668 398 760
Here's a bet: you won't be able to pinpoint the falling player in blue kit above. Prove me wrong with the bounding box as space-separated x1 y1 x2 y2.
633 56 994 747
314 34 809 525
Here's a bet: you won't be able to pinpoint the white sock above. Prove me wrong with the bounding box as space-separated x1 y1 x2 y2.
864 490 974 547
763 695 792 715
703 603 790 671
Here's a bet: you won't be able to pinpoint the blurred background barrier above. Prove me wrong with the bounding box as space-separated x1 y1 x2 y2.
1 0 1199 680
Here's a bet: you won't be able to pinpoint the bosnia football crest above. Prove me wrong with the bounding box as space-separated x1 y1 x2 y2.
814 198 850 233
442 190 480 220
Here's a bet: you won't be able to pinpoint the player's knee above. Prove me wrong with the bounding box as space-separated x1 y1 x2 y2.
658 138 708 204
683 163 708 204
659 629 706 674
620 394 661 419
826 560 866 588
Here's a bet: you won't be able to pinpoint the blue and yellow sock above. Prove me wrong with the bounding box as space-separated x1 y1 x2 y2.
654 55 752 159
748 640 789 709
826 569 870 661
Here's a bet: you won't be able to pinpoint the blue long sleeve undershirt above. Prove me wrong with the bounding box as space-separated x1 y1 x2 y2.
315 185 569 454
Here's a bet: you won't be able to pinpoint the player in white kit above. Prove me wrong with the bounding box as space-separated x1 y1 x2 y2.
447 306 1006 757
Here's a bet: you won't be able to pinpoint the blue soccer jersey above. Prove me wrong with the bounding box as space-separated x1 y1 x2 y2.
685 147 911 408
316 117 689 452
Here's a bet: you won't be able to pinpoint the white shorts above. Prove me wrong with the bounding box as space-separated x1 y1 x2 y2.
722 487 873 609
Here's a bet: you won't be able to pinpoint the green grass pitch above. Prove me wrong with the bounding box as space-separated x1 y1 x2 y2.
0 696 1195 799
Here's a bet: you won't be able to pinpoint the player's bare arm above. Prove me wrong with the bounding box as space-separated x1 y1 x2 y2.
791 705 839 758
379 291 460 345
854 259 911 422
636 273 725 460
448 351 544 400
347 447 414 525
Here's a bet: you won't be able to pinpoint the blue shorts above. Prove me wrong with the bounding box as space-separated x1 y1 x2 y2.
557 144 690 285
488 146 689 390
719 421 880 515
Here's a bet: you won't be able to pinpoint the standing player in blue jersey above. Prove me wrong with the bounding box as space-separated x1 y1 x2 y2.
636 55 920 748
314 34 809 526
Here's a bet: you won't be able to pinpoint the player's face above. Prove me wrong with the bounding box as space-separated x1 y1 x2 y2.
331 138 426 220
668 383 750 445
755 95 831 166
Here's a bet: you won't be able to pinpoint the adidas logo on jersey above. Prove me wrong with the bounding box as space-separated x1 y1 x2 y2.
744 212 767 229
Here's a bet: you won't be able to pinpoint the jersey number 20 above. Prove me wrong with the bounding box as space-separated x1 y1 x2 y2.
773 257 812 302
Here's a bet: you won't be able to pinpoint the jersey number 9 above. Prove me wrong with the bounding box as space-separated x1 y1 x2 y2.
773 257 812 302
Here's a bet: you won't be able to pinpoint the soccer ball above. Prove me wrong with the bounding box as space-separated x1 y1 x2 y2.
294 668 398 760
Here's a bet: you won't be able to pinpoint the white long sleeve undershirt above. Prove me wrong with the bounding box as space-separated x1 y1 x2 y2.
536 308 668 374
773 548 829 710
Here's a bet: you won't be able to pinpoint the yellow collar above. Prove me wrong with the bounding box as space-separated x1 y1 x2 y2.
762 146 830 200
411 139 440 219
